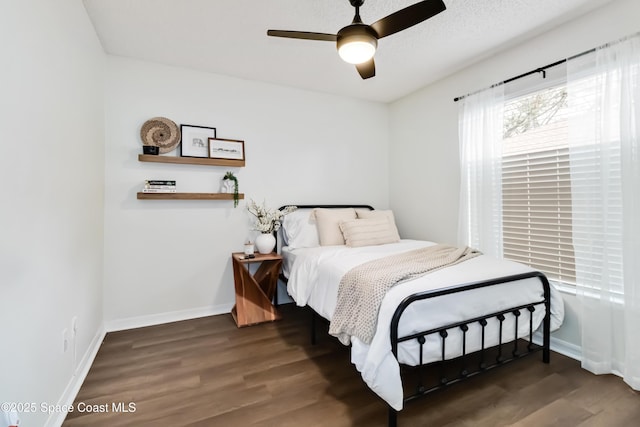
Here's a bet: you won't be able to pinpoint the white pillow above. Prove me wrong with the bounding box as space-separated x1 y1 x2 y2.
313 208 357 246
282 209 319 248
356 209 401 241
340 218 401 247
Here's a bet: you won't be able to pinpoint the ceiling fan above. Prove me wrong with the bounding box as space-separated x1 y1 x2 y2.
267 0 446 79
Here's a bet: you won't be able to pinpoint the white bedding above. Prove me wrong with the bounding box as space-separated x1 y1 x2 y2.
281 246 298 279
285 239 564 410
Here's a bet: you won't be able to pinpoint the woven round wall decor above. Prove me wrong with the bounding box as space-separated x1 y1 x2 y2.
140 117 181 154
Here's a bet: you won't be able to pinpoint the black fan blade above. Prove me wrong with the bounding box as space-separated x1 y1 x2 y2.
267 30 337 42
370 0 446 39
356 59 375 79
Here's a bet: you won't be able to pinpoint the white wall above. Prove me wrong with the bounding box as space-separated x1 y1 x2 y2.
103 56 389 328
388 0 640 350
0 1 105 426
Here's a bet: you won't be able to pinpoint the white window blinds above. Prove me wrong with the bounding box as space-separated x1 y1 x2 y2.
502 86 577 286
501 79 625 292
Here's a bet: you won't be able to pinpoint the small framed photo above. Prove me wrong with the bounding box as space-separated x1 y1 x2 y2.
208 138 245 161
180 124 217 158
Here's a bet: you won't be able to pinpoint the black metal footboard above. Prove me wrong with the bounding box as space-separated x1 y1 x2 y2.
387 271 551 427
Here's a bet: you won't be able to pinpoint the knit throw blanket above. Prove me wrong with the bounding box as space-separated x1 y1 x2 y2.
329 244 482 345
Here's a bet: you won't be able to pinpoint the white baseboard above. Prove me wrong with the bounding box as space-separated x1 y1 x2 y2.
44 304 233 426
104 303 234 332
533 331 582 361
46 326 106 427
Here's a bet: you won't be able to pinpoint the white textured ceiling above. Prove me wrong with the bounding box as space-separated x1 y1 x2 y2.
83 0 614 103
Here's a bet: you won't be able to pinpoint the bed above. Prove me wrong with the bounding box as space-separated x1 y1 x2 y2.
277 205 564 426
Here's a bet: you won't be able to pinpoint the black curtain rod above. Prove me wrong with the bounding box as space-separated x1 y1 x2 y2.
453 47 596 102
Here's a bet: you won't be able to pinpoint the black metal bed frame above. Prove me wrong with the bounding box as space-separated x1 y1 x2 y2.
387 271 550 426
277 205 552 427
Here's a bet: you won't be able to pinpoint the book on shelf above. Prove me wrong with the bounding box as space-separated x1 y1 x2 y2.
144 185 176 190
142 188 177 193
144 179 176 192
145 180 176 186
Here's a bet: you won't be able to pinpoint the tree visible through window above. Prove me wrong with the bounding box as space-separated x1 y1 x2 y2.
502 85 577 286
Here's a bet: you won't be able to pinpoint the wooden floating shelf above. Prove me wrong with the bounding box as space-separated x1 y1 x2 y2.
137 192 245 200
138 154 245 167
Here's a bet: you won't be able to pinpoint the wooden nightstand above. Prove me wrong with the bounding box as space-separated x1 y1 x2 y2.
231 252 283 327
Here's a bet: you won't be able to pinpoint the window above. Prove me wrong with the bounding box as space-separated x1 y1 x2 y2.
459 52 631 294
501 85 577 286
501 79 624 293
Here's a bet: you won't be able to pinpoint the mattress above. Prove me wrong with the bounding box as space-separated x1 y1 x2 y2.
285 239 565 410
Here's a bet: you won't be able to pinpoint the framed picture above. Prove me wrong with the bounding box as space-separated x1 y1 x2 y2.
180 124 217 158
208 138 245 161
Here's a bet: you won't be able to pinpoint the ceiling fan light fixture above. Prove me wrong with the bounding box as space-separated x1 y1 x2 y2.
267 0 447 79
337 25 378 64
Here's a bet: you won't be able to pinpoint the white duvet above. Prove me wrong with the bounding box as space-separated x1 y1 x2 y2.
286 240 564 410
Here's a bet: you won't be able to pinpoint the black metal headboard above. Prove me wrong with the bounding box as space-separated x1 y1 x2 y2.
278 204 374 211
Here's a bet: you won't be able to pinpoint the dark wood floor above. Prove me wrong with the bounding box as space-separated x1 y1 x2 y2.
64 304 640 426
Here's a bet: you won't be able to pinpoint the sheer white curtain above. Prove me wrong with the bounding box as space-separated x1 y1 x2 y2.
568 34 640 389
457 84 504 257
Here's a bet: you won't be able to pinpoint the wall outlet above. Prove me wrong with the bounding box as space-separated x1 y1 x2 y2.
71 316 78 369
62 328 69 353
71 316 78 338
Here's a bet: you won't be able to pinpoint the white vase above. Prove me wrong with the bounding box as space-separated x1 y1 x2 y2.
255 233 276 254
221 179 235 193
